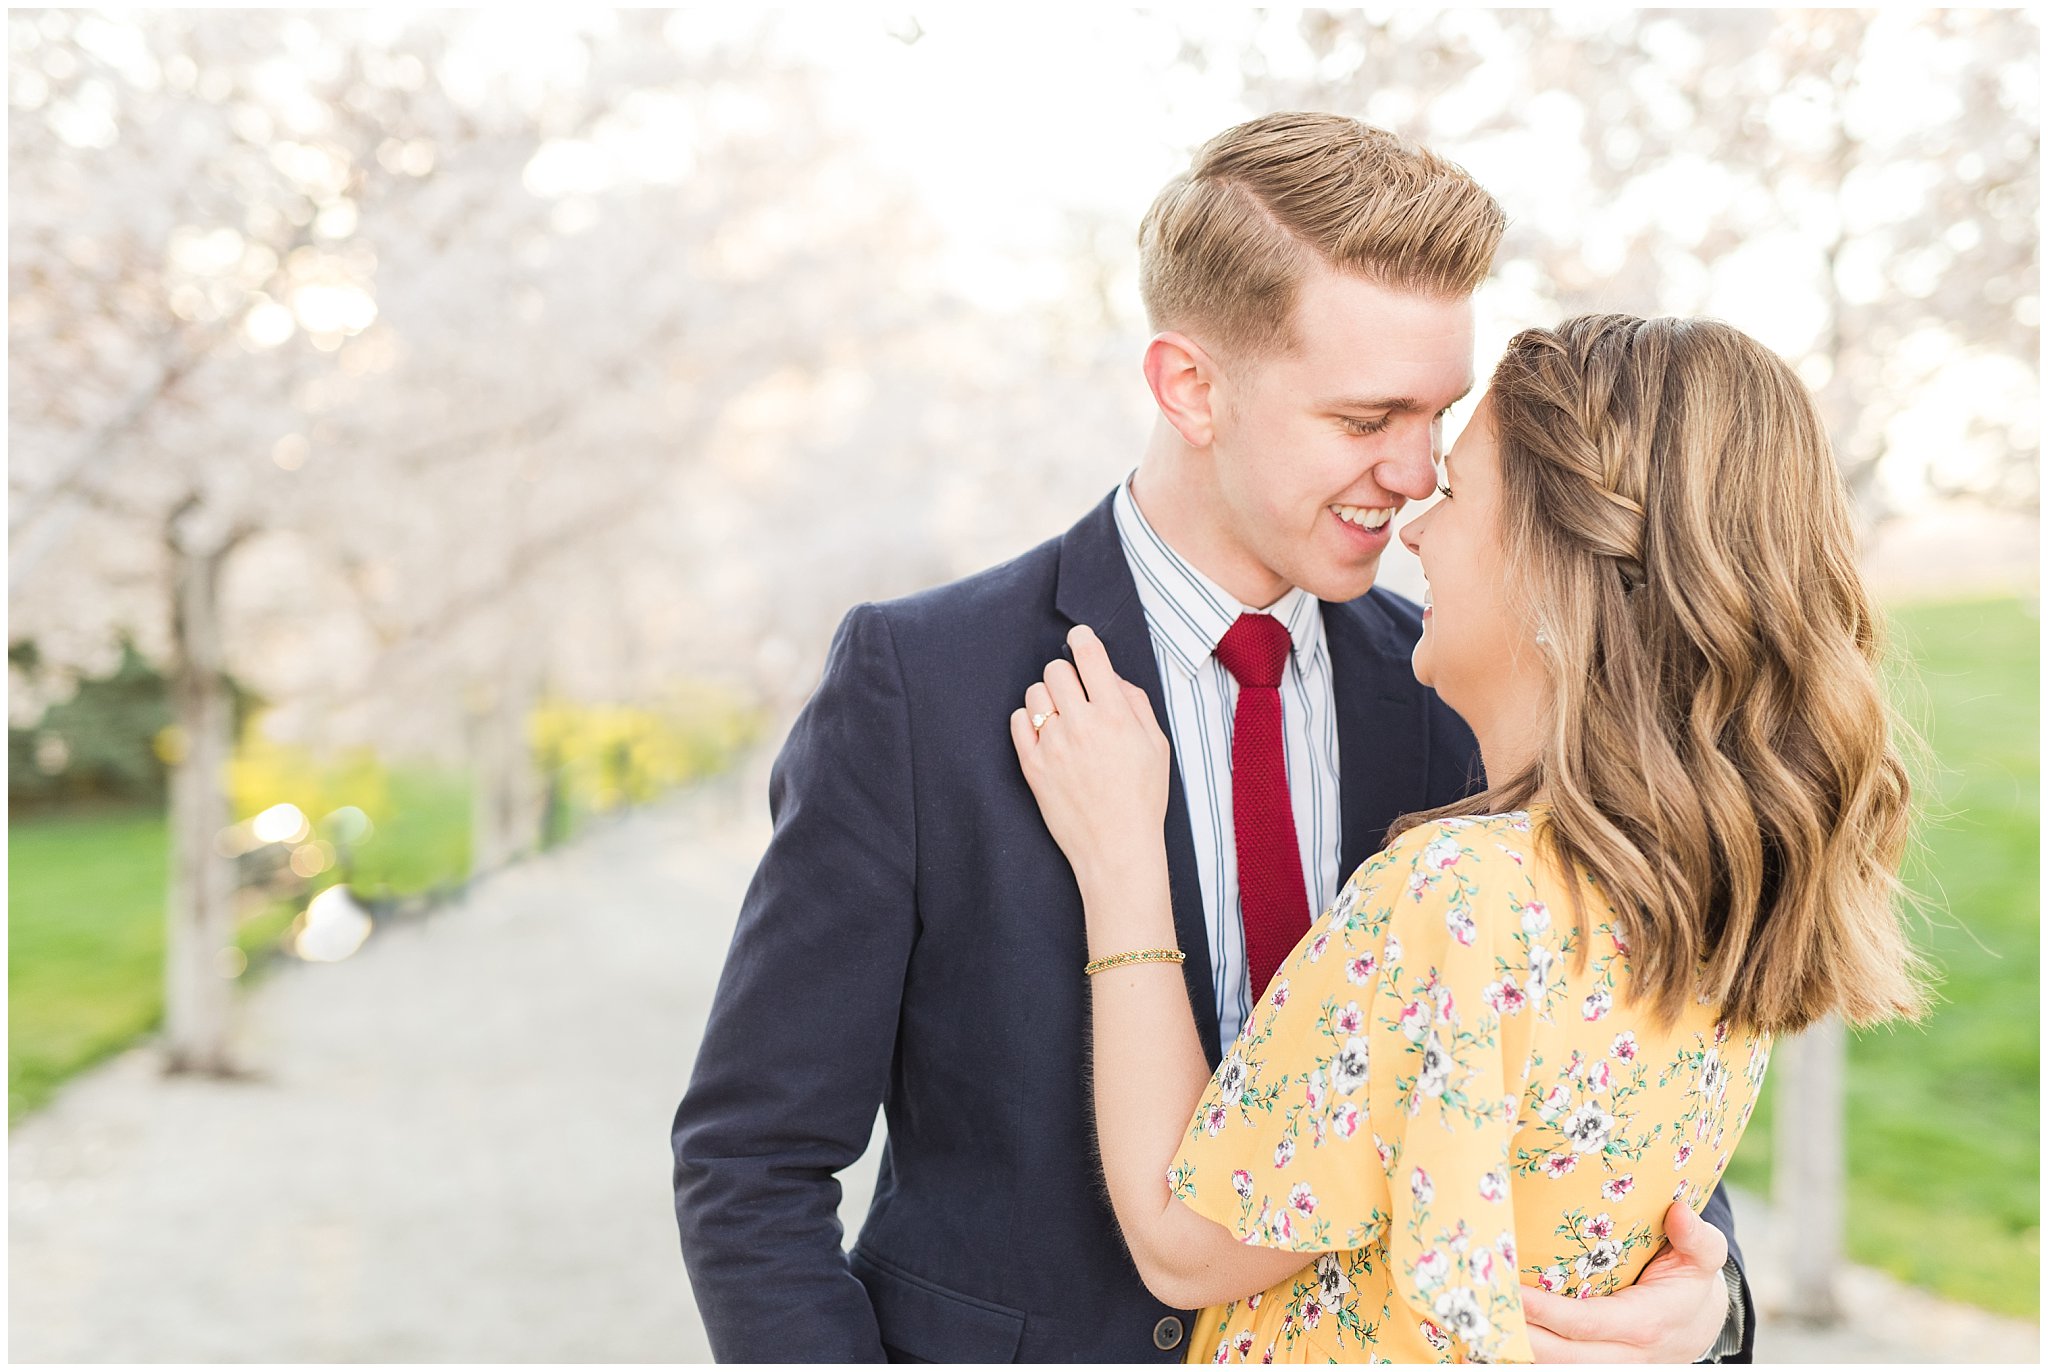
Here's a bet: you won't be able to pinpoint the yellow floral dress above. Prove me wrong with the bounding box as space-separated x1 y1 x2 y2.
1168 807 1770 1363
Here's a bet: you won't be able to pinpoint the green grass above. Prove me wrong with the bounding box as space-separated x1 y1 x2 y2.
8 804 173 1121
346 768 474 901
1722 594 2040 1316
8 767 476 1123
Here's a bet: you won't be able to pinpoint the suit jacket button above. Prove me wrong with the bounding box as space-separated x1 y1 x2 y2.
1153 1315 1184 1351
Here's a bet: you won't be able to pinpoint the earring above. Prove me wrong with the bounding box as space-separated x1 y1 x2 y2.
1534 626 1550 646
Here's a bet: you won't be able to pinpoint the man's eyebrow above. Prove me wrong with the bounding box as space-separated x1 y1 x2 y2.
1321 383 1474 413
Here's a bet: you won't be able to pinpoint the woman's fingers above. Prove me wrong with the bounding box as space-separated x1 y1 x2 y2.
1065 624 1129 716
1023 680 1055 726
1008 707 1037 762
1041 654 1087 719
1119 678 1159 732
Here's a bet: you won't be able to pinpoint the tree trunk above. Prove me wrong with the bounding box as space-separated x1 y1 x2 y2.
163 536 240 1075
466 675 542 878
1772 1015 1847 1324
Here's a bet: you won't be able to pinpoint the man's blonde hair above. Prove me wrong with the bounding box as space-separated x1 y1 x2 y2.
1138 112 1506 360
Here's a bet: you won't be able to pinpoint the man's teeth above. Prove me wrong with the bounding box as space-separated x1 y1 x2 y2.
1332 504 1392 530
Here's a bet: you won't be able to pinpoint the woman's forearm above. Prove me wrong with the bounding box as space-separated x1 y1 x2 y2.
1081 855 1318 1310
1080 852 1225 1293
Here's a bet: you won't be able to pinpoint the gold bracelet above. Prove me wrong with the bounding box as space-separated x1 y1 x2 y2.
1084 947 1187 977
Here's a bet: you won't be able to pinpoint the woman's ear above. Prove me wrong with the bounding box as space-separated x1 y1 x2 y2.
1142 331 1220 450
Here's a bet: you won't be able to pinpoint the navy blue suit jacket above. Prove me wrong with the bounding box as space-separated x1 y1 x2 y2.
670 489 1753 1362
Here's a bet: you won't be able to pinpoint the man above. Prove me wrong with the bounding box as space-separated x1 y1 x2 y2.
672 112 1753 1363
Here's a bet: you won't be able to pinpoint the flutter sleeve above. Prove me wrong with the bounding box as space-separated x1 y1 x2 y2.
1168 817 1538 1363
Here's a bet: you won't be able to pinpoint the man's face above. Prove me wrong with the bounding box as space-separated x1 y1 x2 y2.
1205 263 1475 604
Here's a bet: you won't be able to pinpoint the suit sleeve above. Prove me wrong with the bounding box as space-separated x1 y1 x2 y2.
670 602 917 1362
1699 1183 1756 1362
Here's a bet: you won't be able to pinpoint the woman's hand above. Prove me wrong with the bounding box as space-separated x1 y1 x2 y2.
1009 624 1171 893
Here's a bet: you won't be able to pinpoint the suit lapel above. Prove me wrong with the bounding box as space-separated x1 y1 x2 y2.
1324 596 1432 884
1056 493 1224 1066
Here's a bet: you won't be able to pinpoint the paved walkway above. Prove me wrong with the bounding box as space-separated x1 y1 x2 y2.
9 787 2037 1361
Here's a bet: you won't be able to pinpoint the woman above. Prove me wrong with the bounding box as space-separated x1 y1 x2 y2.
1010 315 1926 1362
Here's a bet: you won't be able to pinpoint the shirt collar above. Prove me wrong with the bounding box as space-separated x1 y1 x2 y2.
1112 471 1321 680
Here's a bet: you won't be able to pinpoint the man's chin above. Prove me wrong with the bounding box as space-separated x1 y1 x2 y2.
1297 563 1381 604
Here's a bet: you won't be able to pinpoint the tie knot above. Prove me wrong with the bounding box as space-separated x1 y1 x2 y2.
1214 612 1292 689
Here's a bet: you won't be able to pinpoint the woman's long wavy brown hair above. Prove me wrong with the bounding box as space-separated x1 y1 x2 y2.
1395 314 1928 1035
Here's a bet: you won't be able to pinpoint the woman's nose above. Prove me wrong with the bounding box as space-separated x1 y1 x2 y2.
1400 507 1428 556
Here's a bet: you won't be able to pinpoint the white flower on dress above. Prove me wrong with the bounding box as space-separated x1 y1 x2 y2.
1537 1084 1572 1122
1602 1174 1635 1200
1544 1152 1579 1178
1433 1286 1493 1345
1414 1248 1450 1285
1271 978 1290 1008
1334 1000 1365 1035
1274 1136 1296 1168
1520 901 1551 934
1497 1232 1517 1268
1422 836 1463 871
1410 1166 1434 1205
1289 1181 1318 1216
1610 1031 1638 1061
1314 1252 1351 1306
1445 903 1478 946
1417 1030 1453 1098
1204 1105 1227 1137
1478 1169 1507 1202
1586 1212 1615 1240
1306 932 1331 963
1303 1069 1326 1112
1420 1320 1450 1353
1331 1102 1361 1139
1587 1060 1614 1093
1431 982 1457 1022
1232 1168 1254 1200
1331 1037 1371 1095
1697 1048 1729 1105
1482 974 1527 1016
1575 1239 1624 1282
1346 952 1378 984
1582 989 1613 1021
1397 999 1429 1042
1384 934 1403 964
1536 1263 1568 1293
1562 1102 1616 1154
1217 1052 1248 1106
1527 943 1558 1000
1234 1328 1255 1358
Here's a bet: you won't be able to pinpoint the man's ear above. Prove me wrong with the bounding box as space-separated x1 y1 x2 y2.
1142 331 1224 450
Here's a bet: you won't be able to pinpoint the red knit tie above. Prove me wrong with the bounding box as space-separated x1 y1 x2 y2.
1214 613 1311 1002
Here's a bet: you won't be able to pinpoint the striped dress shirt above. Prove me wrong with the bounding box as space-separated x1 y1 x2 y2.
1111 473 1344 1048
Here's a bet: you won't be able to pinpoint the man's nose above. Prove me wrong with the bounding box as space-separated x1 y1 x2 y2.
1375 424 1439 503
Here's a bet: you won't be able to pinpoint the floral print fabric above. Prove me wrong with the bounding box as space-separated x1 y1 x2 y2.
1168 808 1770 1363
